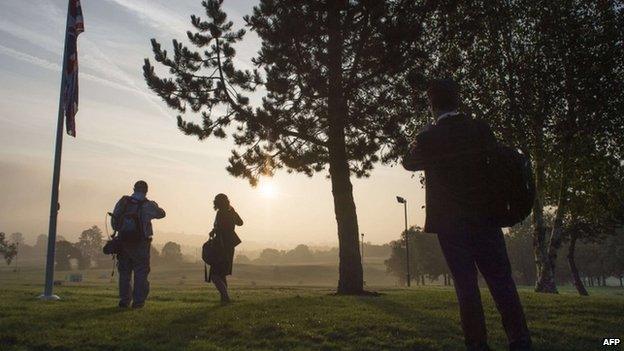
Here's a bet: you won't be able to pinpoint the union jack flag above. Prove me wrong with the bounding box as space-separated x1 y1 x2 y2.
63 0 84 137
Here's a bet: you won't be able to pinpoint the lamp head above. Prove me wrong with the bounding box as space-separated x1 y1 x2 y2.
396 196 406 204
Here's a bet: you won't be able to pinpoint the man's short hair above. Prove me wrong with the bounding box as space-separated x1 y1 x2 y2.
427 78 460 111
134 180 148 193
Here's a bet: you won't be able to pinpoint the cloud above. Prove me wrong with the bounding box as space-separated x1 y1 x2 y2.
0 44 59 71
78 37 173 119
0 1 171 119
104 0 256 71
0 43 139 95
0 18 60 54
0 43 222 169
105 0 190 35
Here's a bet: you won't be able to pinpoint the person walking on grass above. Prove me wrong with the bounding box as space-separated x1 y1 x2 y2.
208 193 243 304
111 180 165 308
402 79 532 351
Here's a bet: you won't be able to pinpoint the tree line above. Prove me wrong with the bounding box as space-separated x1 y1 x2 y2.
385 223 624 291
5 223 622 291
0 227 189 271
2 227 393 269
235 243 390 265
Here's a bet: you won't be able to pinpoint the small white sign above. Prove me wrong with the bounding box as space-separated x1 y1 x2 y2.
603 338 621 346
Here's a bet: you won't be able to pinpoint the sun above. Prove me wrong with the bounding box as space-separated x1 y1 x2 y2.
258 181 278 198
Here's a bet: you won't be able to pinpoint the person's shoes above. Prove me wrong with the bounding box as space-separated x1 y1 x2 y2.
220 298 232 305
510 337 533 351
131 303 144 309
118 301 130 308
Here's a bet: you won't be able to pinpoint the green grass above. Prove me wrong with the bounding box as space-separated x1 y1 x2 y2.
1 283 623 351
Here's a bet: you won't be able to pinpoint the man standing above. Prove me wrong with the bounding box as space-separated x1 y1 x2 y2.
403 79 532 351
112 180 165 308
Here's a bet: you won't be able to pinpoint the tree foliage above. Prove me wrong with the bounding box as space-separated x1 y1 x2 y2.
76 225 104 269
55 240 83 271
410 0 624 293
161 241 184 263
9 232 24 246
34 234 48 253
384 226 451 286
0 232 18 265
506 220 537 286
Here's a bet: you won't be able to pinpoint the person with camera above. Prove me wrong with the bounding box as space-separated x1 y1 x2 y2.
207 193 243 304
402 79 532 351
111 180 165 309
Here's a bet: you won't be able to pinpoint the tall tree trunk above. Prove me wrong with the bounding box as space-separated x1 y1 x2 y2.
327 0 363 295
567 232 588 296
539 59 577 293
538 175 570 293
532 149 555 293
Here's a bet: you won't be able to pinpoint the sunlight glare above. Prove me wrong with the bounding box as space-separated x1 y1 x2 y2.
258 181 278 198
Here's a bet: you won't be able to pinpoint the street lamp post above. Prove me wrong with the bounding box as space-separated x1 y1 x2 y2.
396 196 411 287
360 233 364 266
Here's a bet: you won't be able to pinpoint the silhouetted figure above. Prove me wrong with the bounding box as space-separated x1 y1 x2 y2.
403 79 532 351
111 180 165 308
209 193 243 304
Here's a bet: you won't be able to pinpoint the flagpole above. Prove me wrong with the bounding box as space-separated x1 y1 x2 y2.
40 0 72 301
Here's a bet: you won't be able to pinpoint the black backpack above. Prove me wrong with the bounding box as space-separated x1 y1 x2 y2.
485 144 535 227
202 237 225 282
202 237 223 266
112 196 145 242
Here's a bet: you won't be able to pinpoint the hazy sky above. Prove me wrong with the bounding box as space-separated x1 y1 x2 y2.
0 0 426 248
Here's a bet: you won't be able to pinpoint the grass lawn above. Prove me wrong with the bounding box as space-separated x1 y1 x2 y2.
0 283 623 350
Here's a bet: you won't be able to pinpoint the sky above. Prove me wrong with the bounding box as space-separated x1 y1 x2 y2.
0 0 426 249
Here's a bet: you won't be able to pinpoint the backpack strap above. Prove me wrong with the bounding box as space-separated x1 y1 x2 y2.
120 196 131 214
111 196 130 230
136 199 146 235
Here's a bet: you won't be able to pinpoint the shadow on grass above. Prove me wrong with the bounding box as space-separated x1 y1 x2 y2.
111 292 461 350
354 292 466 350
357 295 454 326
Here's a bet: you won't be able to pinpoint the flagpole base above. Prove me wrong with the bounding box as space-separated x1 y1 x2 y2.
38 294 61 301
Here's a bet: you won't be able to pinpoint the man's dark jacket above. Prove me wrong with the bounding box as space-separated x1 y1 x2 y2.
403 114 497 233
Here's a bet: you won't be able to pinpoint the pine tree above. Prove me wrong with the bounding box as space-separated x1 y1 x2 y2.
143 0 424 293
